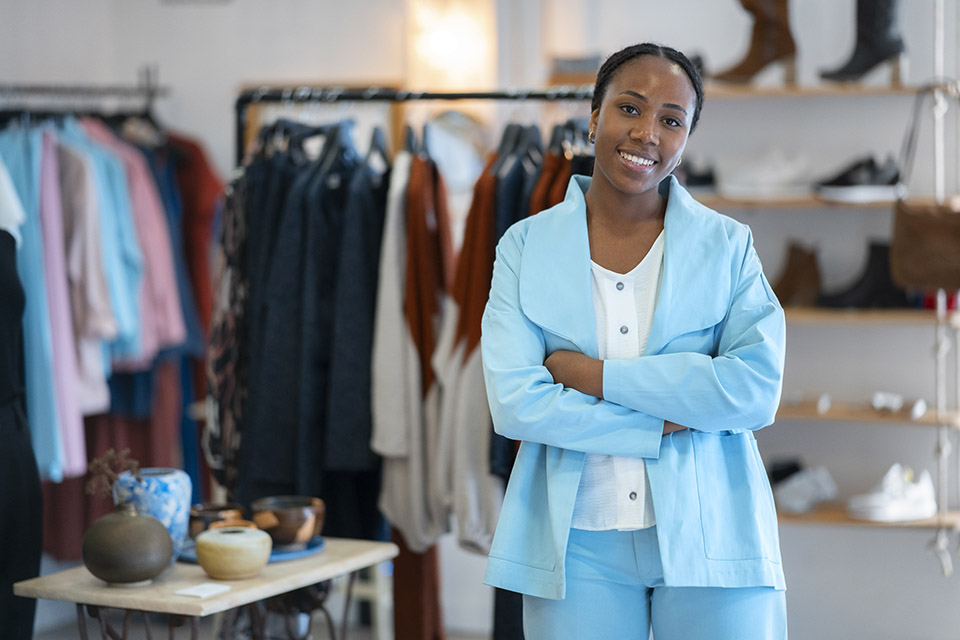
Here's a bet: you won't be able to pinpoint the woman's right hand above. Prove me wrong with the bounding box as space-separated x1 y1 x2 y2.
663 421 688 435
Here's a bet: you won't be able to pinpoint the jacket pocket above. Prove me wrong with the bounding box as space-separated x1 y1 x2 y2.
692 431 781 562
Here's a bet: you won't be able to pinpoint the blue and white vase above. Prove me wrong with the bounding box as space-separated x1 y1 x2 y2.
114 467 192 564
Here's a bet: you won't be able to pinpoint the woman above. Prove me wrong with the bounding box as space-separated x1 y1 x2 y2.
480 43 787 639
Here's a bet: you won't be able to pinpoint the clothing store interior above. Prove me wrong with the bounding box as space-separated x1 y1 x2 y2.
3 0 960 638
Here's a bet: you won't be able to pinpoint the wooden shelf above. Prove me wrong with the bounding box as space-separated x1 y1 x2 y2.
779 504 960 530
784 307 960 328
695 192 894 210
776 399 960 429
704 83 918 99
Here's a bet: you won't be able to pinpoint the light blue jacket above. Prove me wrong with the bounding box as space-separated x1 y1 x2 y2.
480 175 786 599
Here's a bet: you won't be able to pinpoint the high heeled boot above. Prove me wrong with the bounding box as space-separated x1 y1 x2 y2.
773 241 822 307
713 0 797 85
820 0 905 85
818 242 909 308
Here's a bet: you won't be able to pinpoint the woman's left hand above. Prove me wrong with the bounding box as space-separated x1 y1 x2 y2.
544 350 604 399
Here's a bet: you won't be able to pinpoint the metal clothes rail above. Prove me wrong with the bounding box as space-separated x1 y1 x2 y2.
234 84 595 165
0 67 169 124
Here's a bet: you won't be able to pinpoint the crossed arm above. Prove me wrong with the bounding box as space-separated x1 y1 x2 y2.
543 350 689 436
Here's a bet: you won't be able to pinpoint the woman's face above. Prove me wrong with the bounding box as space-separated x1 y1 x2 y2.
589 55 696 199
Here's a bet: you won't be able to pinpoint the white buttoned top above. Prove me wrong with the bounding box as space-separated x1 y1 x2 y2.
570 230 664 531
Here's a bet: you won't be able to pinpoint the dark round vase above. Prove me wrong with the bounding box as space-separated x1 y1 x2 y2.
82 501 174 585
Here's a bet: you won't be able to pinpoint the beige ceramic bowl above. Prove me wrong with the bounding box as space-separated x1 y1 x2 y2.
195 526 272 580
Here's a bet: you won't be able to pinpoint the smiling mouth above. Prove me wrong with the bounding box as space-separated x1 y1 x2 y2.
619 150 656 167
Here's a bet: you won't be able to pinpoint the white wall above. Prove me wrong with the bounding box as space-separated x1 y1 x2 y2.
6 0 960 637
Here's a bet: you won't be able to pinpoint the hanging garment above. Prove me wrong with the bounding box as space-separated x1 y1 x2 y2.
56 138 115 417
374 152 451 552
81 117 185 367
142 146 205 360
57 118 144 363
237 146 324 503
324 163 389 471
205 175 248 495
168 132 222 333
528 151 565 217
447 155 505 553
168 132 223 502
38 131 87 477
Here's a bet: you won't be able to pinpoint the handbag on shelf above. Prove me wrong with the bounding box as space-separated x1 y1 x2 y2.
890 81 960 291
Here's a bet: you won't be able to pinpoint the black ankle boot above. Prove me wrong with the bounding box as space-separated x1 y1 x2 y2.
819 242 909 308
821 0 906 84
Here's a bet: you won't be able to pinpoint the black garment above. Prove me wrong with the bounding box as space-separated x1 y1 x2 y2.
238 151 316 504
237 137 384 541
324 165 389 471
0 230 42 640
489 151 530 482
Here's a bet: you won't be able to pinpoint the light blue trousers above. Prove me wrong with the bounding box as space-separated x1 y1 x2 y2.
523 527 787 640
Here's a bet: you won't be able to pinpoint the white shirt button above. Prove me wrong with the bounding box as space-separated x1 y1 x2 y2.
620 325 629 335
629 491 638 500
616 282 625 291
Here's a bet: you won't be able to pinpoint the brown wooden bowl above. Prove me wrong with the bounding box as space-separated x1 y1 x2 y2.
188 503 246 539
208 519 257 531
250 496 325 550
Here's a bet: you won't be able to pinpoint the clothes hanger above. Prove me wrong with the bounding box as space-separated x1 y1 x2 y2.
403 124 418 154
491 123 522 175
365 125 391 176
317 120 358 181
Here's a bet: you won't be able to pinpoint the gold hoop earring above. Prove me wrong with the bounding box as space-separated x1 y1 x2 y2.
588 131 596 144
677 157 682 167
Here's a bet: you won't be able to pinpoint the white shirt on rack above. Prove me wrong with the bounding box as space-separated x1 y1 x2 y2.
571 230 664 531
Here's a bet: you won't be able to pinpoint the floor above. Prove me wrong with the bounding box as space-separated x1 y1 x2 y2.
35 614 489 640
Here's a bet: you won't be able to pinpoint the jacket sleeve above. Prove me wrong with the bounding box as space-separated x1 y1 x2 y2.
602 231 785 432
481 228 665 459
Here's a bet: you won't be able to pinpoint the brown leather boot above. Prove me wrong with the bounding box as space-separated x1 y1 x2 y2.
773 242 821 306
713 0 797 84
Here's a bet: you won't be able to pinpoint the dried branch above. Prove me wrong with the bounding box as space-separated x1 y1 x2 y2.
85 448 142 501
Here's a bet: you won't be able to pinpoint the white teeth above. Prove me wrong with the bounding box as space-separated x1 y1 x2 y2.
619 151 655 167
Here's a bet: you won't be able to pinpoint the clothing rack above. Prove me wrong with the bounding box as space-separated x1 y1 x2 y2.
0 66 169 123
234 84 595 165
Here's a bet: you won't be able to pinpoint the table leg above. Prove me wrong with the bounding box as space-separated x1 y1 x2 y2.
339 571 358 640
76 603 90 640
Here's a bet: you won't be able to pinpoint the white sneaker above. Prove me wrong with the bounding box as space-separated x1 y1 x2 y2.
847 463 937 522
715 149 813 200
774 466 839 514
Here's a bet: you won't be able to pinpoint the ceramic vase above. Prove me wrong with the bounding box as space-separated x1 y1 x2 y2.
114 467 192 563
82 501 173 585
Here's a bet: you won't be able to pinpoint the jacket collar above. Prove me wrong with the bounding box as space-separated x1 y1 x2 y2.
519 175 731 357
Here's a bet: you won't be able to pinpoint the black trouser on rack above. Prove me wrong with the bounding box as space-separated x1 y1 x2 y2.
0 400 42 639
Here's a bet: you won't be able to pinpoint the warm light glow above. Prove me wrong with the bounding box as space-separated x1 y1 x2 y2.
408 0 495 90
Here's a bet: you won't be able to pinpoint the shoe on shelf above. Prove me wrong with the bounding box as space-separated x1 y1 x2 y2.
712 0 797 85
818 241 909 308
847 463 937 522
675 156 716 192
814 155 905 203
820 0 906 86
716 149 812 199
774 466 839 514
772 241 822 306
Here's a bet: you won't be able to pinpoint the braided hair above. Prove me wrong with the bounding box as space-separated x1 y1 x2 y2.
591 43 704 133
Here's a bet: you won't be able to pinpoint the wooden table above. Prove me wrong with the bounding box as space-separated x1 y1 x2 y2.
14 537 398 639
